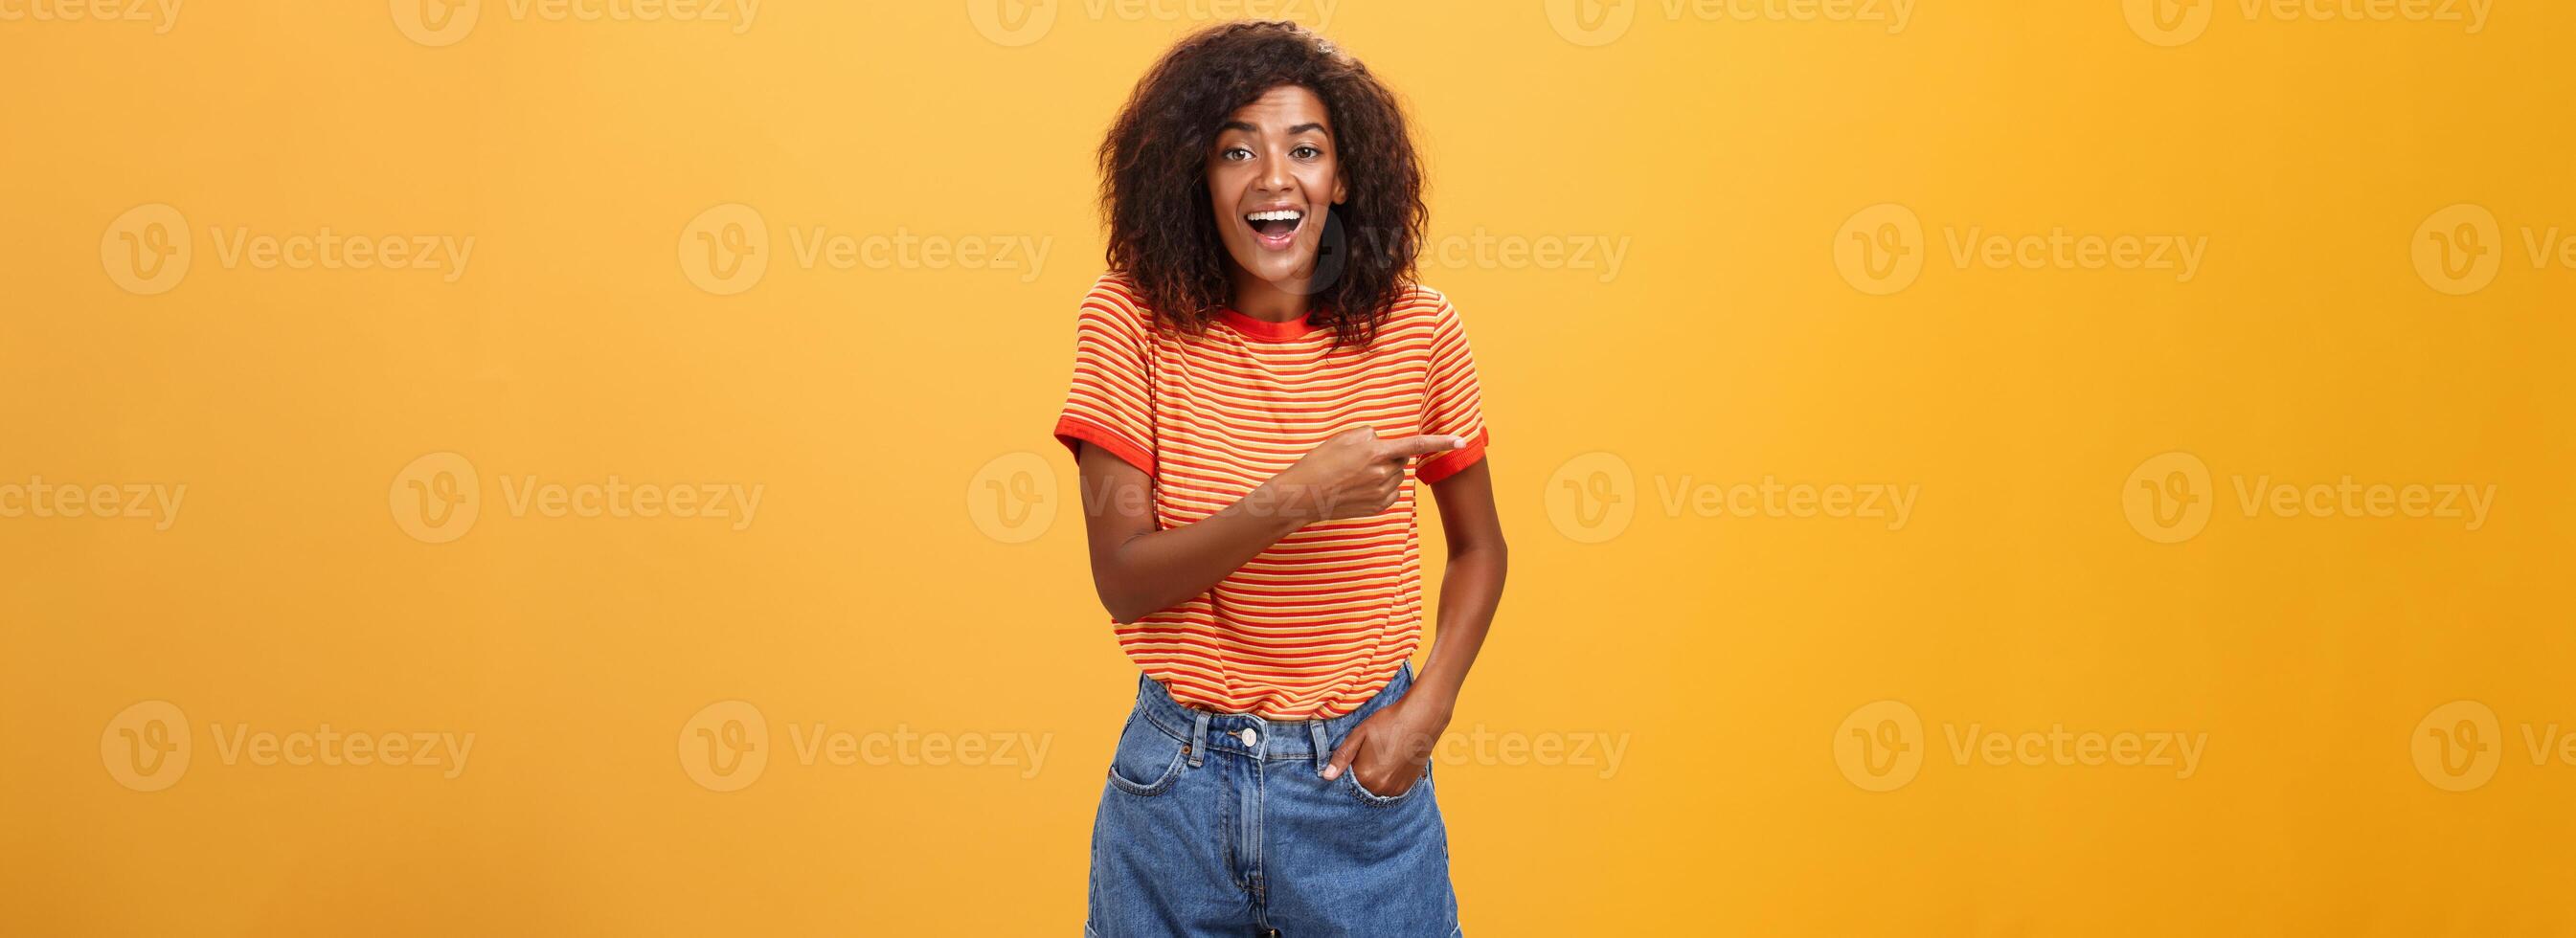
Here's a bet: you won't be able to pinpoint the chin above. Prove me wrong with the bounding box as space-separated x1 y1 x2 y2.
1234 252 1316 289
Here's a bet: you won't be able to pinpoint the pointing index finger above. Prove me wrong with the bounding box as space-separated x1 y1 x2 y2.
1375 434 1467 461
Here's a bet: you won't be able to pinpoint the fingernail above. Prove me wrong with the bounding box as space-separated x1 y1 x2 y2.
1321 767 1339 779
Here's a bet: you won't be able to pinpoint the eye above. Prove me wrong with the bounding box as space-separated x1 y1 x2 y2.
1220 145 1254 162
1291 145 1322 160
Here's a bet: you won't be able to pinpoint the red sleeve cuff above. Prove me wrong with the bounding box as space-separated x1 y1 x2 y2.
1054 415 1155 476
1415 428 1490 485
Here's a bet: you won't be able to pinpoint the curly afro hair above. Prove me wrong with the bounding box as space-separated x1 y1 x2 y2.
1097 20 1426 349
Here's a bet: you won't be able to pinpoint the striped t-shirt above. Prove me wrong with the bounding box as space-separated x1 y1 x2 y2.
1053 272 1490 719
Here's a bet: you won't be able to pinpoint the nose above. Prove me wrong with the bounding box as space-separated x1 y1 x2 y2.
1255 147 1296 196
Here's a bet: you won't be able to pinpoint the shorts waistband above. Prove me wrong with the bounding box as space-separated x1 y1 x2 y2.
1131 664 1414 764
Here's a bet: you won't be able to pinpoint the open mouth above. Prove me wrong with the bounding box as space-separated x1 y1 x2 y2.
1243 208 1304 249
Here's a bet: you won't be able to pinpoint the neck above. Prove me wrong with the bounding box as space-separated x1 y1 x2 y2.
1227 266 1313 323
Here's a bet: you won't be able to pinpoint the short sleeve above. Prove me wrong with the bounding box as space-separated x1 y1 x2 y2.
1415 293 1489 485
1052 278 1157 475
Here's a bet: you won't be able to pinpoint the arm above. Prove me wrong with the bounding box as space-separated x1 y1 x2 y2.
1322 457 1508 793
1076 428 1468 624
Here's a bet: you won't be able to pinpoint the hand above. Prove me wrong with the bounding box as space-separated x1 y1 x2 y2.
1321 699 1449 797
1259 427 1464 523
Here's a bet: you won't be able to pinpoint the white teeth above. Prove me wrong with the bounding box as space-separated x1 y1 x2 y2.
1245 210 1303 222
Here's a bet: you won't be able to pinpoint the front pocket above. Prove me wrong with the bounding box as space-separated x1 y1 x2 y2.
1344 761 1430 806
1105 712 1187 797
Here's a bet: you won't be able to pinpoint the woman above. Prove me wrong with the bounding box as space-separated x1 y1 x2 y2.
1055 20 1506 937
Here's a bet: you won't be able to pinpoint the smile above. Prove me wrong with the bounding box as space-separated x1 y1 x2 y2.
1242 208 1305 250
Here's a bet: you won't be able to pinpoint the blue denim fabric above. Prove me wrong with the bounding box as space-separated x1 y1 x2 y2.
1087 663 1461 937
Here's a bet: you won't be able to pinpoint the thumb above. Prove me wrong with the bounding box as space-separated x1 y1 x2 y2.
1321 730 1363 780
1376 434 1467 461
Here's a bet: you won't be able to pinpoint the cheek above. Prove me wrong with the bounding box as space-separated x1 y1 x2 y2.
1306 163 1341 201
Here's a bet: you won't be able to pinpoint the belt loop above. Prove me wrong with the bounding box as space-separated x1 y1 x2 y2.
1188 710 1210 768
1308 719 1331 772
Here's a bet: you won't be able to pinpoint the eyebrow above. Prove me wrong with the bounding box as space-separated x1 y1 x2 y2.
1219 121 1331 136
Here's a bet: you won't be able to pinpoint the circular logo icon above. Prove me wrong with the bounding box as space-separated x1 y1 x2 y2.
102 700 192 793
2124 0 2212 47
1833 700 1923 792
1544 451 1636 544
679 700 770 793
967 452 1058 545
2411 203 2501 296
2122 450 2212 544
101 203 192 296
678 203 770 296
1544 0 1637 47
965 0 1056 47
2410 700 2501 793
391 0 480 47
391 451 481 545
1833 203 1924 296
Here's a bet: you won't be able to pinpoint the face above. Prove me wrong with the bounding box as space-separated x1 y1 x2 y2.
1206 85 1346 294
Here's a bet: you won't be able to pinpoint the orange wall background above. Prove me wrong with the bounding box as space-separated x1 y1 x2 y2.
5 1 2572 934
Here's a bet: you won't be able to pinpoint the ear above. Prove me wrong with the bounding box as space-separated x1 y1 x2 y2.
1333 177 1347 205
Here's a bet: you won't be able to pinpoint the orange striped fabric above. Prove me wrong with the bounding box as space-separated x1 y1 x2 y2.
1053 272 1490 719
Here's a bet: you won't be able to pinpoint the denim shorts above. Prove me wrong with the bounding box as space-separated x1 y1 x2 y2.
1086 663 1461 937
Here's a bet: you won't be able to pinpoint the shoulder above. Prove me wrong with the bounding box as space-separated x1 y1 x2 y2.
1079 271 1158 332
1381 282 1462 334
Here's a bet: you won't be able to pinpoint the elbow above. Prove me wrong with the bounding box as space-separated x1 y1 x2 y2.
1093 579 1156 625
1101 598 1152 626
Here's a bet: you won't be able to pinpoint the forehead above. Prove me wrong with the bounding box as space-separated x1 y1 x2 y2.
1221 85 1330 131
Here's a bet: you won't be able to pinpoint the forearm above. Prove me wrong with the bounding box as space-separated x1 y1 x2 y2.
1093 485 1305 622
1409 541 1504 718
